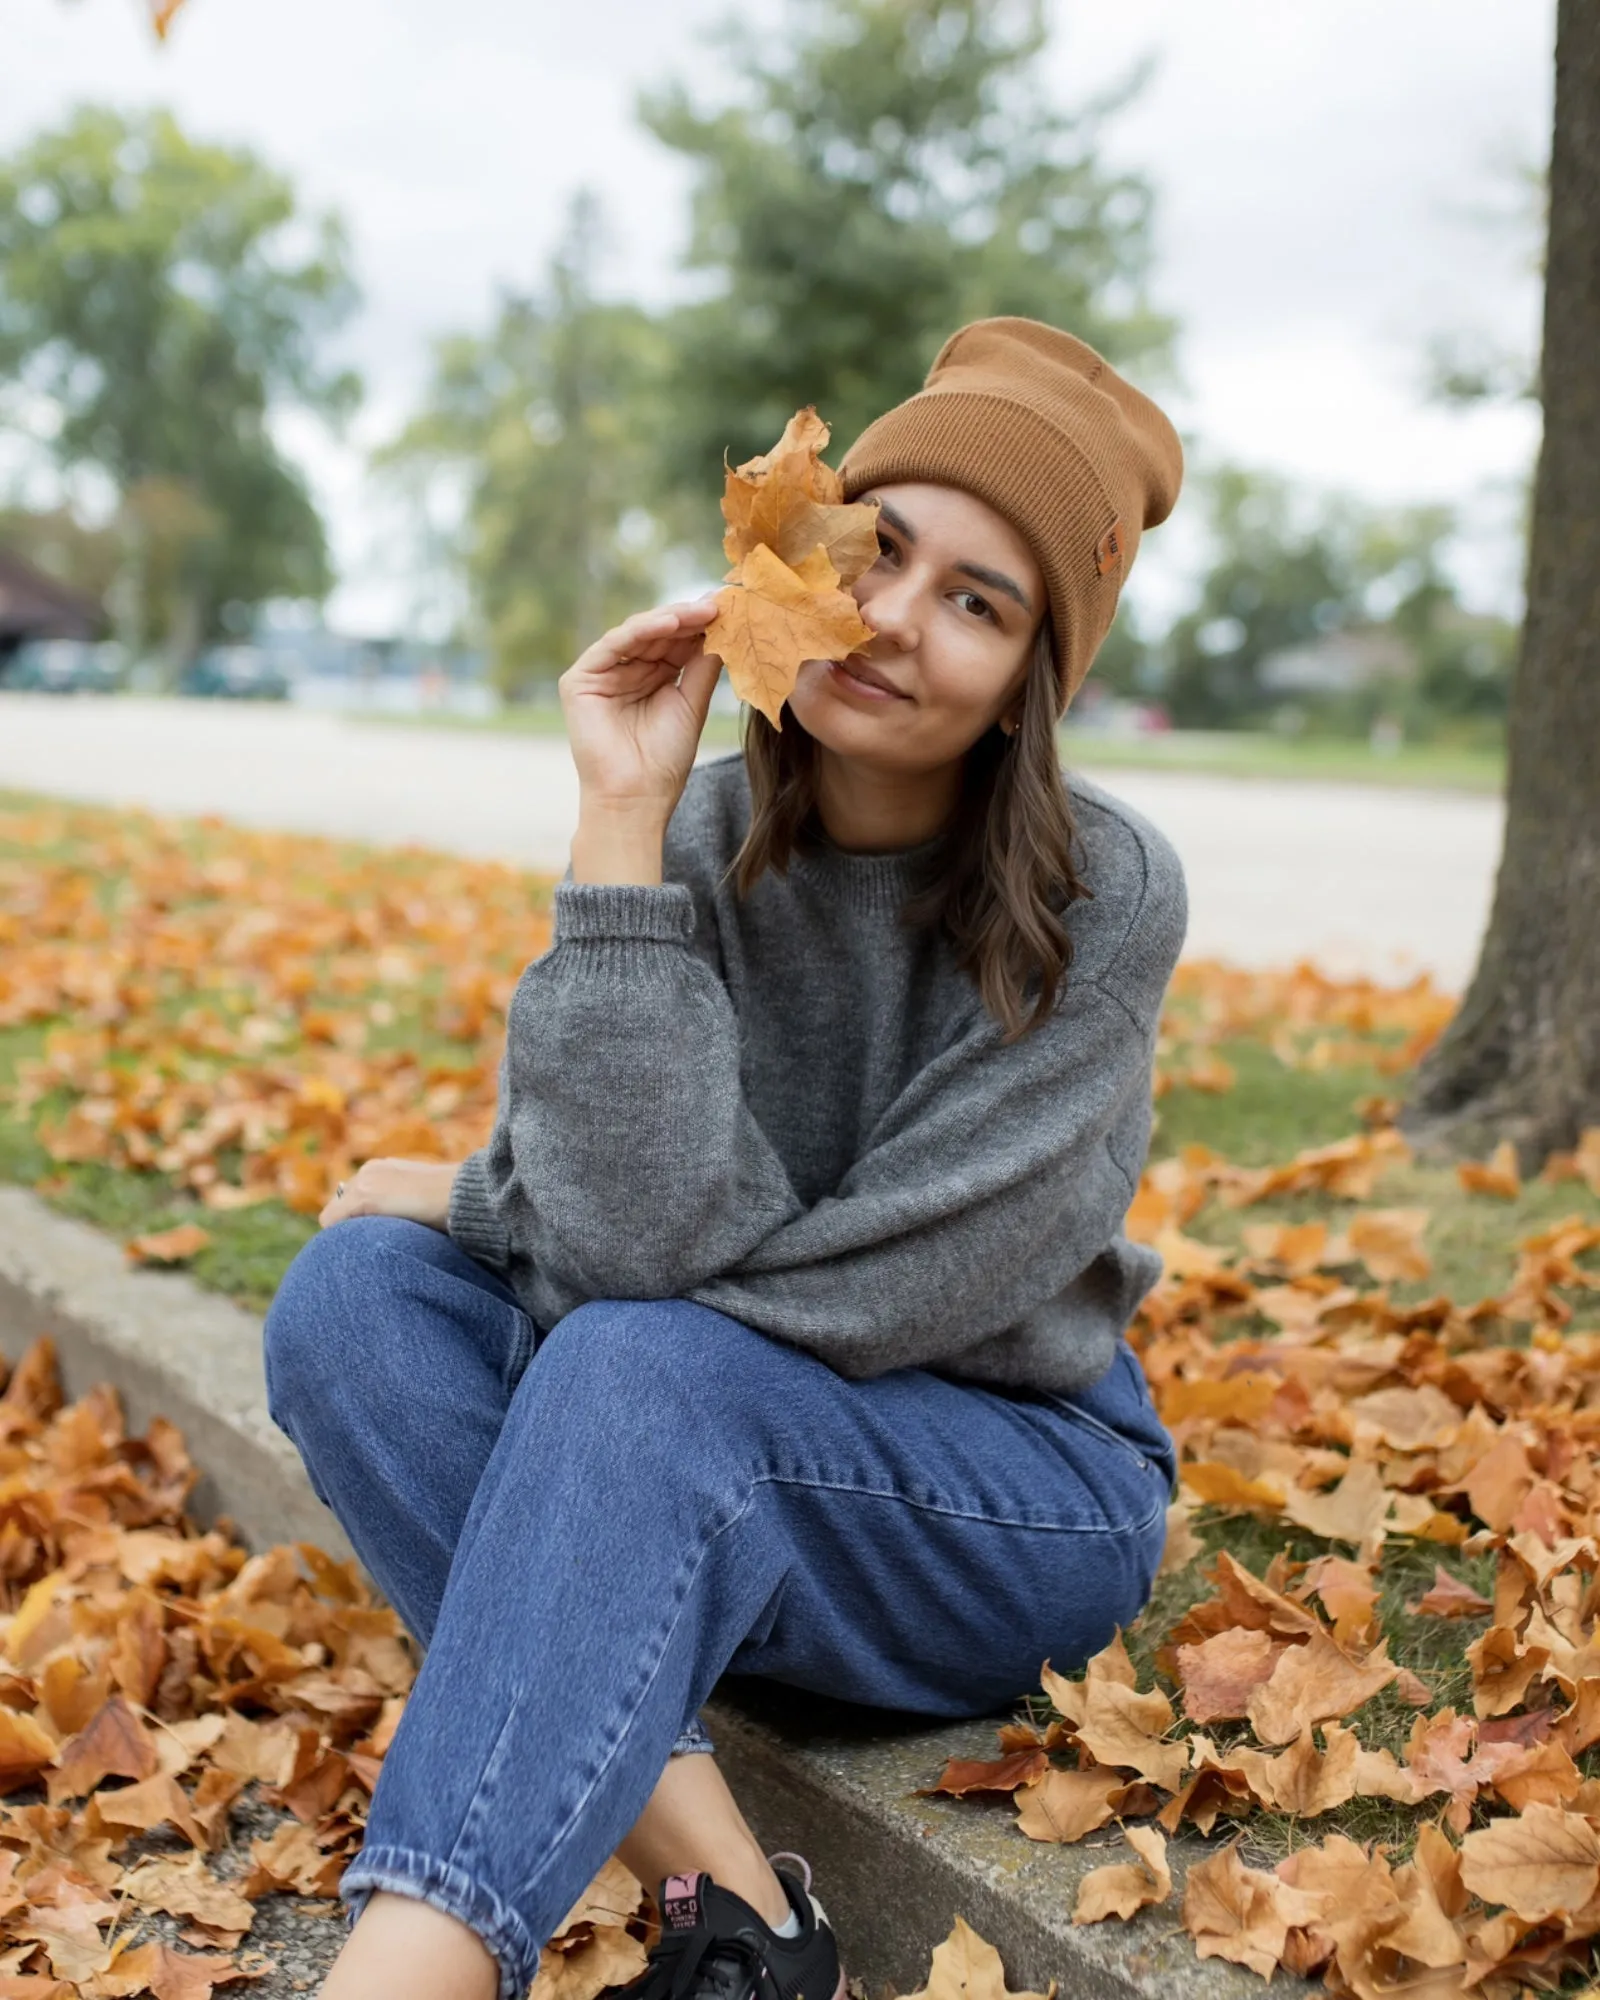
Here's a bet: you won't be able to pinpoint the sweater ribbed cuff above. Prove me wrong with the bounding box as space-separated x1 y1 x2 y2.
553 881 695 944
447 1151 511 1272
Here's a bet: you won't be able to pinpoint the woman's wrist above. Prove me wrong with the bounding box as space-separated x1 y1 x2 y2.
570 801 670 886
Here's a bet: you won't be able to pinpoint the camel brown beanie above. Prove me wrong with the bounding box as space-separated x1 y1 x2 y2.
839 317 1183 711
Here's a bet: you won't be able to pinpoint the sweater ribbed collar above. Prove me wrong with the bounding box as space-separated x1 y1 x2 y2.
785 819 949 917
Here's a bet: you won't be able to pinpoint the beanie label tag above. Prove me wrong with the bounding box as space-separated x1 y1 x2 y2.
1094 520 1123 577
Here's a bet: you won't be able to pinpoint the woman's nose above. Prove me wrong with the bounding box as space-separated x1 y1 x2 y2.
856 574 918 649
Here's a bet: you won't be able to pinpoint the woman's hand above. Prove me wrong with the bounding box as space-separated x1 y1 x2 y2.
320 1159 459 1233
560 600 724 825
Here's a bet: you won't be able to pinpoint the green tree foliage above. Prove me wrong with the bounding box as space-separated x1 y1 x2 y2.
0 107 357 660
644 0 1175 544
377 195 667 699
1158 468 1512 734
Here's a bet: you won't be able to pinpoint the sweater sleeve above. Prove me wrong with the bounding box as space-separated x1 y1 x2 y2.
449 879 806 1292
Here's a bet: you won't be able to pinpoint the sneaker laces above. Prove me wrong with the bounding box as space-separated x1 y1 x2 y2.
640 1923 767 2000
624 1859 814 2000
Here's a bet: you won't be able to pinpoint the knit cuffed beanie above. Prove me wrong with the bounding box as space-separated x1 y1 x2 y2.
839 318 1183 712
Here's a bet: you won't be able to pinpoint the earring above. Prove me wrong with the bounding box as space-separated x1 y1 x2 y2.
1001 717 1020 738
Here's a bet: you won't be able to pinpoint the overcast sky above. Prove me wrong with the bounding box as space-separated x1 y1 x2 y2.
8 0 1553 632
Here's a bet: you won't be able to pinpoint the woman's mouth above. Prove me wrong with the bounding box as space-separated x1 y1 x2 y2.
827 657 909 701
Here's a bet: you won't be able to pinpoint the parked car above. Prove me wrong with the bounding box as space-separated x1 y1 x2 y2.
178 646 292 701
0 639 125 693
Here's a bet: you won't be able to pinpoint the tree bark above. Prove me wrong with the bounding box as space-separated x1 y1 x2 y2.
1402 0 1600 1166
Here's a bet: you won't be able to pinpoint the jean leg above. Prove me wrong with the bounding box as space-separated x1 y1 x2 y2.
264 1218 721 1790
341 1302 1171 1999
263 1216 534 1646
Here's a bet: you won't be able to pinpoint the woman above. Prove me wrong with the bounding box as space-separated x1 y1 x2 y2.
264 317 1186 2000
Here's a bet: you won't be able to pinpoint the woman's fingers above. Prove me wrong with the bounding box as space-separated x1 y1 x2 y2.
571 600 720 679
676 644 724 720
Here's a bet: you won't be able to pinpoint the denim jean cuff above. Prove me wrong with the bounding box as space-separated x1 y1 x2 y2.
341 1845 542 2000
672 1713 715 1756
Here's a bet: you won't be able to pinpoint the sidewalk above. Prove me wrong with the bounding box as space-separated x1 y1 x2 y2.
0 692 1501 986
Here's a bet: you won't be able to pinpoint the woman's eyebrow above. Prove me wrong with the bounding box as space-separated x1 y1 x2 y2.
954 561 1033 615
875 500 918 543
874 501 1034 616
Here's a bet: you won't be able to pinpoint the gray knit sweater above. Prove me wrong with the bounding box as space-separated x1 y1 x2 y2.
448 753 1186 1393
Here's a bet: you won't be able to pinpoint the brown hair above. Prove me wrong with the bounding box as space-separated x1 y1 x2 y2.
729 624 1091 1043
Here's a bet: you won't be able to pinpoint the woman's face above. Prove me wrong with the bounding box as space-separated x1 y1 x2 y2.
787 481 1045 769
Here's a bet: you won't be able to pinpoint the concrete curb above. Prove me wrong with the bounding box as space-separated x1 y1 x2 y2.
0 1187 1289 1997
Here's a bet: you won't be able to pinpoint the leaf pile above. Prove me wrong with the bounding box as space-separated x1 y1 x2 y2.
8 794 1600 1992
0 1333 658 1999
703 409 880 729
1 803 540 1216
927 1126 1600 1996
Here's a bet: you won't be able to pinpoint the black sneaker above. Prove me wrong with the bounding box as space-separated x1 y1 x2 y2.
609 1855 844 2000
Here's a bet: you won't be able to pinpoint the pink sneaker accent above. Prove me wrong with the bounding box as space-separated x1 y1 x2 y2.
662 1872 704 1931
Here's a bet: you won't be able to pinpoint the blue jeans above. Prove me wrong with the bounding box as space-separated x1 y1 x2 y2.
263 1218 1174 2000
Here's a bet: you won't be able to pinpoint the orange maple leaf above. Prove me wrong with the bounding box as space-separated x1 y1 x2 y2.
706 543 874 730
126 1222 212 1266
703 410 880 728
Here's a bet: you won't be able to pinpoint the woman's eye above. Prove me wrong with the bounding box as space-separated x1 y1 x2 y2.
875 533 897 561
959 591 995 622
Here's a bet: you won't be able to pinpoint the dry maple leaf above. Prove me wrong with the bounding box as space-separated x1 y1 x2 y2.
95 1938 257 1999
1282 1457 1394 1545
920 1749 1048 1798
47 1696 160 1801
703 411 879 729
1013 1768 1129 1845
1409 1566 1494 1619
1459 1140 1522 1200
1336 1207 1434 1283
93 1773 208 1851
1245 1632 1398 1746
125 1224 211 1267
1181 1841 1326 1981
898 1916 1055 2000
117 1856 255 1936
1175 1626 1284 1725
1072 1826 1171 1926
1179 1460 1287 1512
0 1714 58 1797
1459 1801 1600 1921
706 544 874 731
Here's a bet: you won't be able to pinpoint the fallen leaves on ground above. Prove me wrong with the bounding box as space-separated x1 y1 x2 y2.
703 409 879 728
1 802 534 1216
0 1337 650 1999
921 992 1600 1995
7 802 1600 1996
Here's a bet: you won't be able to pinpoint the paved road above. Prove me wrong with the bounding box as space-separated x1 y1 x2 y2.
0 693 1501 988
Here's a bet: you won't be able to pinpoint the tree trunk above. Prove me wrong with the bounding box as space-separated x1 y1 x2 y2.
1402 0 1600 1166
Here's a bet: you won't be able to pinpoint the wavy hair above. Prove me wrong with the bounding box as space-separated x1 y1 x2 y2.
728 624 1091 1042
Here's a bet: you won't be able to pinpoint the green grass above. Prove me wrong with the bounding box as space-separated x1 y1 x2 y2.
1154 1036 1392 1165
1064 728 1504 795
355 710 1505 794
